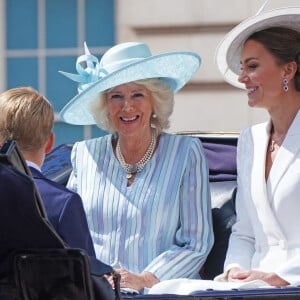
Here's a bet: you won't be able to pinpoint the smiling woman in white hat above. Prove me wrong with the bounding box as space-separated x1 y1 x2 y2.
59 42 214 293
215 1 300 287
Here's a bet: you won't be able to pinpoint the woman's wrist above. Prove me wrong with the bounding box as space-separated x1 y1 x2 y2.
141 271 159 288
265 272 289 286
227 267 241 281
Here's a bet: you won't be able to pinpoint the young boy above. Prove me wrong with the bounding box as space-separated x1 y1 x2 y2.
0 86 95 257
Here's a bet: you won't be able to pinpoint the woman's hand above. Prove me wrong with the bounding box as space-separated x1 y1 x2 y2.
227 268 289 286
107 268 159 292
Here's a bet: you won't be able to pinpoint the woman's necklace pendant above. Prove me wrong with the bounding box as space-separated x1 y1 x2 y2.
269 140 275 152
126 173 133 179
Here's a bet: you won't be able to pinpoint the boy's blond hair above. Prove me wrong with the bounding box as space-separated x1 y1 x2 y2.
0 87 54 152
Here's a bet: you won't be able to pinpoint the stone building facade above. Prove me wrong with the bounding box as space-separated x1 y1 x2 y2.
116 0 269 133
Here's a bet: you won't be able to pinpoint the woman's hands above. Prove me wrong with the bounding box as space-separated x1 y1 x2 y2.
227 267 289 286
106 269 159 292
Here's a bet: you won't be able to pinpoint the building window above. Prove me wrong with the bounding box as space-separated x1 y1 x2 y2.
5 0 115 146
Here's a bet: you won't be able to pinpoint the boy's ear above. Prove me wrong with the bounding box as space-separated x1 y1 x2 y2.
45 132 55 154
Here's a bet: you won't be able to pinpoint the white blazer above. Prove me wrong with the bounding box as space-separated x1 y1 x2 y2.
224 110 300 285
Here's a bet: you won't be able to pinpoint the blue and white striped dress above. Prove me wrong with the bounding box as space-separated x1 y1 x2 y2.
67 132 214 280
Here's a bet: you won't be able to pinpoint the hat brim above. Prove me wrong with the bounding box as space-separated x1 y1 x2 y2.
216 7 300 89
60 52 201 125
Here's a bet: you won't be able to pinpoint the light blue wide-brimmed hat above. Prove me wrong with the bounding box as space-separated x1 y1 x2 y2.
59 42 201 125
216 1 300 89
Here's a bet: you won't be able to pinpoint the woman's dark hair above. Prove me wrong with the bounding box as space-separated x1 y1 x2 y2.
247 27 300 91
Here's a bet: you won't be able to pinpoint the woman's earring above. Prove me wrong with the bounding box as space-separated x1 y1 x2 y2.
283 78 289 92
151 113 157 128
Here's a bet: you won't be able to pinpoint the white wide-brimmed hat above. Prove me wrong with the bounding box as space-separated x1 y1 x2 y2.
216 0 300 89
59 42 201 125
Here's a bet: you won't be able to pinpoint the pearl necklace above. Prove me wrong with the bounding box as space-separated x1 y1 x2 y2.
116 130 157 179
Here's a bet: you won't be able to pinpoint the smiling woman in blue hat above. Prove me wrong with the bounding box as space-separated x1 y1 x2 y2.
59 42 214 293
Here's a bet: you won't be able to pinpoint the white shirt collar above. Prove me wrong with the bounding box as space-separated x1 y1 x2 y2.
26 160 41 172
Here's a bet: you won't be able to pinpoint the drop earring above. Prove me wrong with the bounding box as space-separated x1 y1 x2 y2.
283 78 289 92
151 113 157 128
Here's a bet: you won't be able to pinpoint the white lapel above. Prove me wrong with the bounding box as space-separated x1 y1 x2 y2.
250 121 286 240
268 110 300 193
250 122 269 200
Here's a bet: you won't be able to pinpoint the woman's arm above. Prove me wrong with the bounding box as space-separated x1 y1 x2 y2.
144 138 214 280
224 129 256 273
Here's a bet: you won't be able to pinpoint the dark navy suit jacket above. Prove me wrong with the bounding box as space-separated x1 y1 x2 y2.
29 166 96 257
